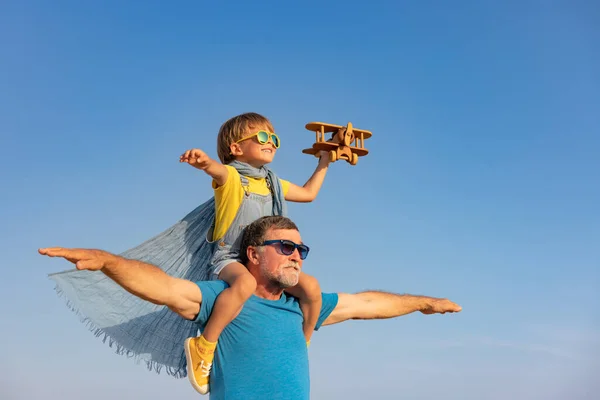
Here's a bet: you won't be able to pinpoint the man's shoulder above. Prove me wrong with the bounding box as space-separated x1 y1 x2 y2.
195 280 230 298
193 280 230 326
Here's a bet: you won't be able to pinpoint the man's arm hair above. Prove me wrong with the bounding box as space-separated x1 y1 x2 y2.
103 256 203 320
322 291 461 326
38 247 203 320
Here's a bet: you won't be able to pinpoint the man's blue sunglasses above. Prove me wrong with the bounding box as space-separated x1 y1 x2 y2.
261 239 310 260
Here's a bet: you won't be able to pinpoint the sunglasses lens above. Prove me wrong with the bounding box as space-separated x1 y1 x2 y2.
271 134 280 148
280 240 295 255
278 241 309 259
256 131 269 144
298 245 309 260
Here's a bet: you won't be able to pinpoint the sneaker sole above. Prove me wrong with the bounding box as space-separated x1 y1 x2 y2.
184 337 210 395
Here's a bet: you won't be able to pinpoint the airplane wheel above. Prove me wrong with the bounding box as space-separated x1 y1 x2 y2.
350 153 358 165
329 150 337 163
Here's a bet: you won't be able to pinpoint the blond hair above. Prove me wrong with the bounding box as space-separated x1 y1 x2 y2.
216 112 275 164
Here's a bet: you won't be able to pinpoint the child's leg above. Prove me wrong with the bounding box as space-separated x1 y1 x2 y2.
184 262 256 395
284 272 322 342
202 262 257 341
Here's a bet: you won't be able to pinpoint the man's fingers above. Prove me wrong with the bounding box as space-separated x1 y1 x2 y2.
422 299 462 315
76 259 102 271
440 304 461 313
39 247 92 265
446 301 462 312
39 247 71 257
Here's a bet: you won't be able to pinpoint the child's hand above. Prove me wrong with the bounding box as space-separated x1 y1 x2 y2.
180 148 211 170
318 128 345 162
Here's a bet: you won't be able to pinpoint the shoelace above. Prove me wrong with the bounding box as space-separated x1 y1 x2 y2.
196 360 212 377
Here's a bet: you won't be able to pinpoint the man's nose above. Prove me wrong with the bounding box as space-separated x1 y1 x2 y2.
289 248 301 262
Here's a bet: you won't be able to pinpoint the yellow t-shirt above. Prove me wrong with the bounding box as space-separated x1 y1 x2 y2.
212 165 290 241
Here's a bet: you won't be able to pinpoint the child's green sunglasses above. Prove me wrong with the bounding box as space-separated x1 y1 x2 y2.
235 130 280 148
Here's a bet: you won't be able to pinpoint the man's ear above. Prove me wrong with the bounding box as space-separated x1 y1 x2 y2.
246 246 260 264
230 142 243 157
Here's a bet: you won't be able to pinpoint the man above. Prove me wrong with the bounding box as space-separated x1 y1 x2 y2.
39 216 461 399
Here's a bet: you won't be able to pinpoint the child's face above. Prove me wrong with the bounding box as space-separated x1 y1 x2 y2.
231 123 279 167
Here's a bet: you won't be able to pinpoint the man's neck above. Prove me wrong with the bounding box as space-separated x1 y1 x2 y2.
254 283 285 300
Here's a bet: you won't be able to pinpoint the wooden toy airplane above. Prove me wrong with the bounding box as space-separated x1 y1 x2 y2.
302 122 372 165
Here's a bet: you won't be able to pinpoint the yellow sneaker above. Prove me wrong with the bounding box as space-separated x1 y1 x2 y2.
184 335 217 395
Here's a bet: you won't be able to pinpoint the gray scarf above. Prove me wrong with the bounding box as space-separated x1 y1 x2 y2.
228 160 288 217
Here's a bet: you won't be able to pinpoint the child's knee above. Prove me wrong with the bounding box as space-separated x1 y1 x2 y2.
233 273 257 299
302 275 322 302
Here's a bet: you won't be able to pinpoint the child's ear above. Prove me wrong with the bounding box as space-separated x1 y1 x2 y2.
230 142 243 157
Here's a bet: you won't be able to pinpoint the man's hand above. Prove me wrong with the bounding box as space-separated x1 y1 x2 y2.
40 246 203 319
180 148 211 170
39 247 115 271
420 298 462 314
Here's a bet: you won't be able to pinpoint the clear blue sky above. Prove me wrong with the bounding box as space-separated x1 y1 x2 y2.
2 1 599 399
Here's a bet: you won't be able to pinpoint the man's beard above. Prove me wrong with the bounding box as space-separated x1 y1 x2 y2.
261 261 300 288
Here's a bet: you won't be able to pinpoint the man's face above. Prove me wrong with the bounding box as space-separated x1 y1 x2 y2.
258 228 304 288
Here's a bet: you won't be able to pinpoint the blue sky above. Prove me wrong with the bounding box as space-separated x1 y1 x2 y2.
2 1 599 399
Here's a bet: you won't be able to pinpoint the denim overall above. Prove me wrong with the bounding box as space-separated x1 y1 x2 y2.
209 175 275 278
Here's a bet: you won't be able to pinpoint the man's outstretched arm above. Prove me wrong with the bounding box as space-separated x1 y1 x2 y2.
39 247 202 320
322 291 462 326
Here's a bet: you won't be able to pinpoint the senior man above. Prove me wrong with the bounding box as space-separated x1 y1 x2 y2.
39 215 461 399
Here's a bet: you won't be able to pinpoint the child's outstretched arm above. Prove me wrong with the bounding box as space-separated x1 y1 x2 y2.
285 128 343 203
284 155 330 203
180 148 229 186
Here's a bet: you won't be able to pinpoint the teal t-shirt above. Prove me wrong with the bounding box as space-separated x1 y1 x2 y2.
194 280 339 400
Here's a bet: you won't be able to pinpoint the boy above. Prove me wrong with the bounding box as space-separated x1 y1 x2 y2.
180 112 336 394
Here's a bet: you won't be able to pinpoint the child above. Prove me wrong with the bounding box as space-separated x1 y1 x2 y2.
180 112 335 394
